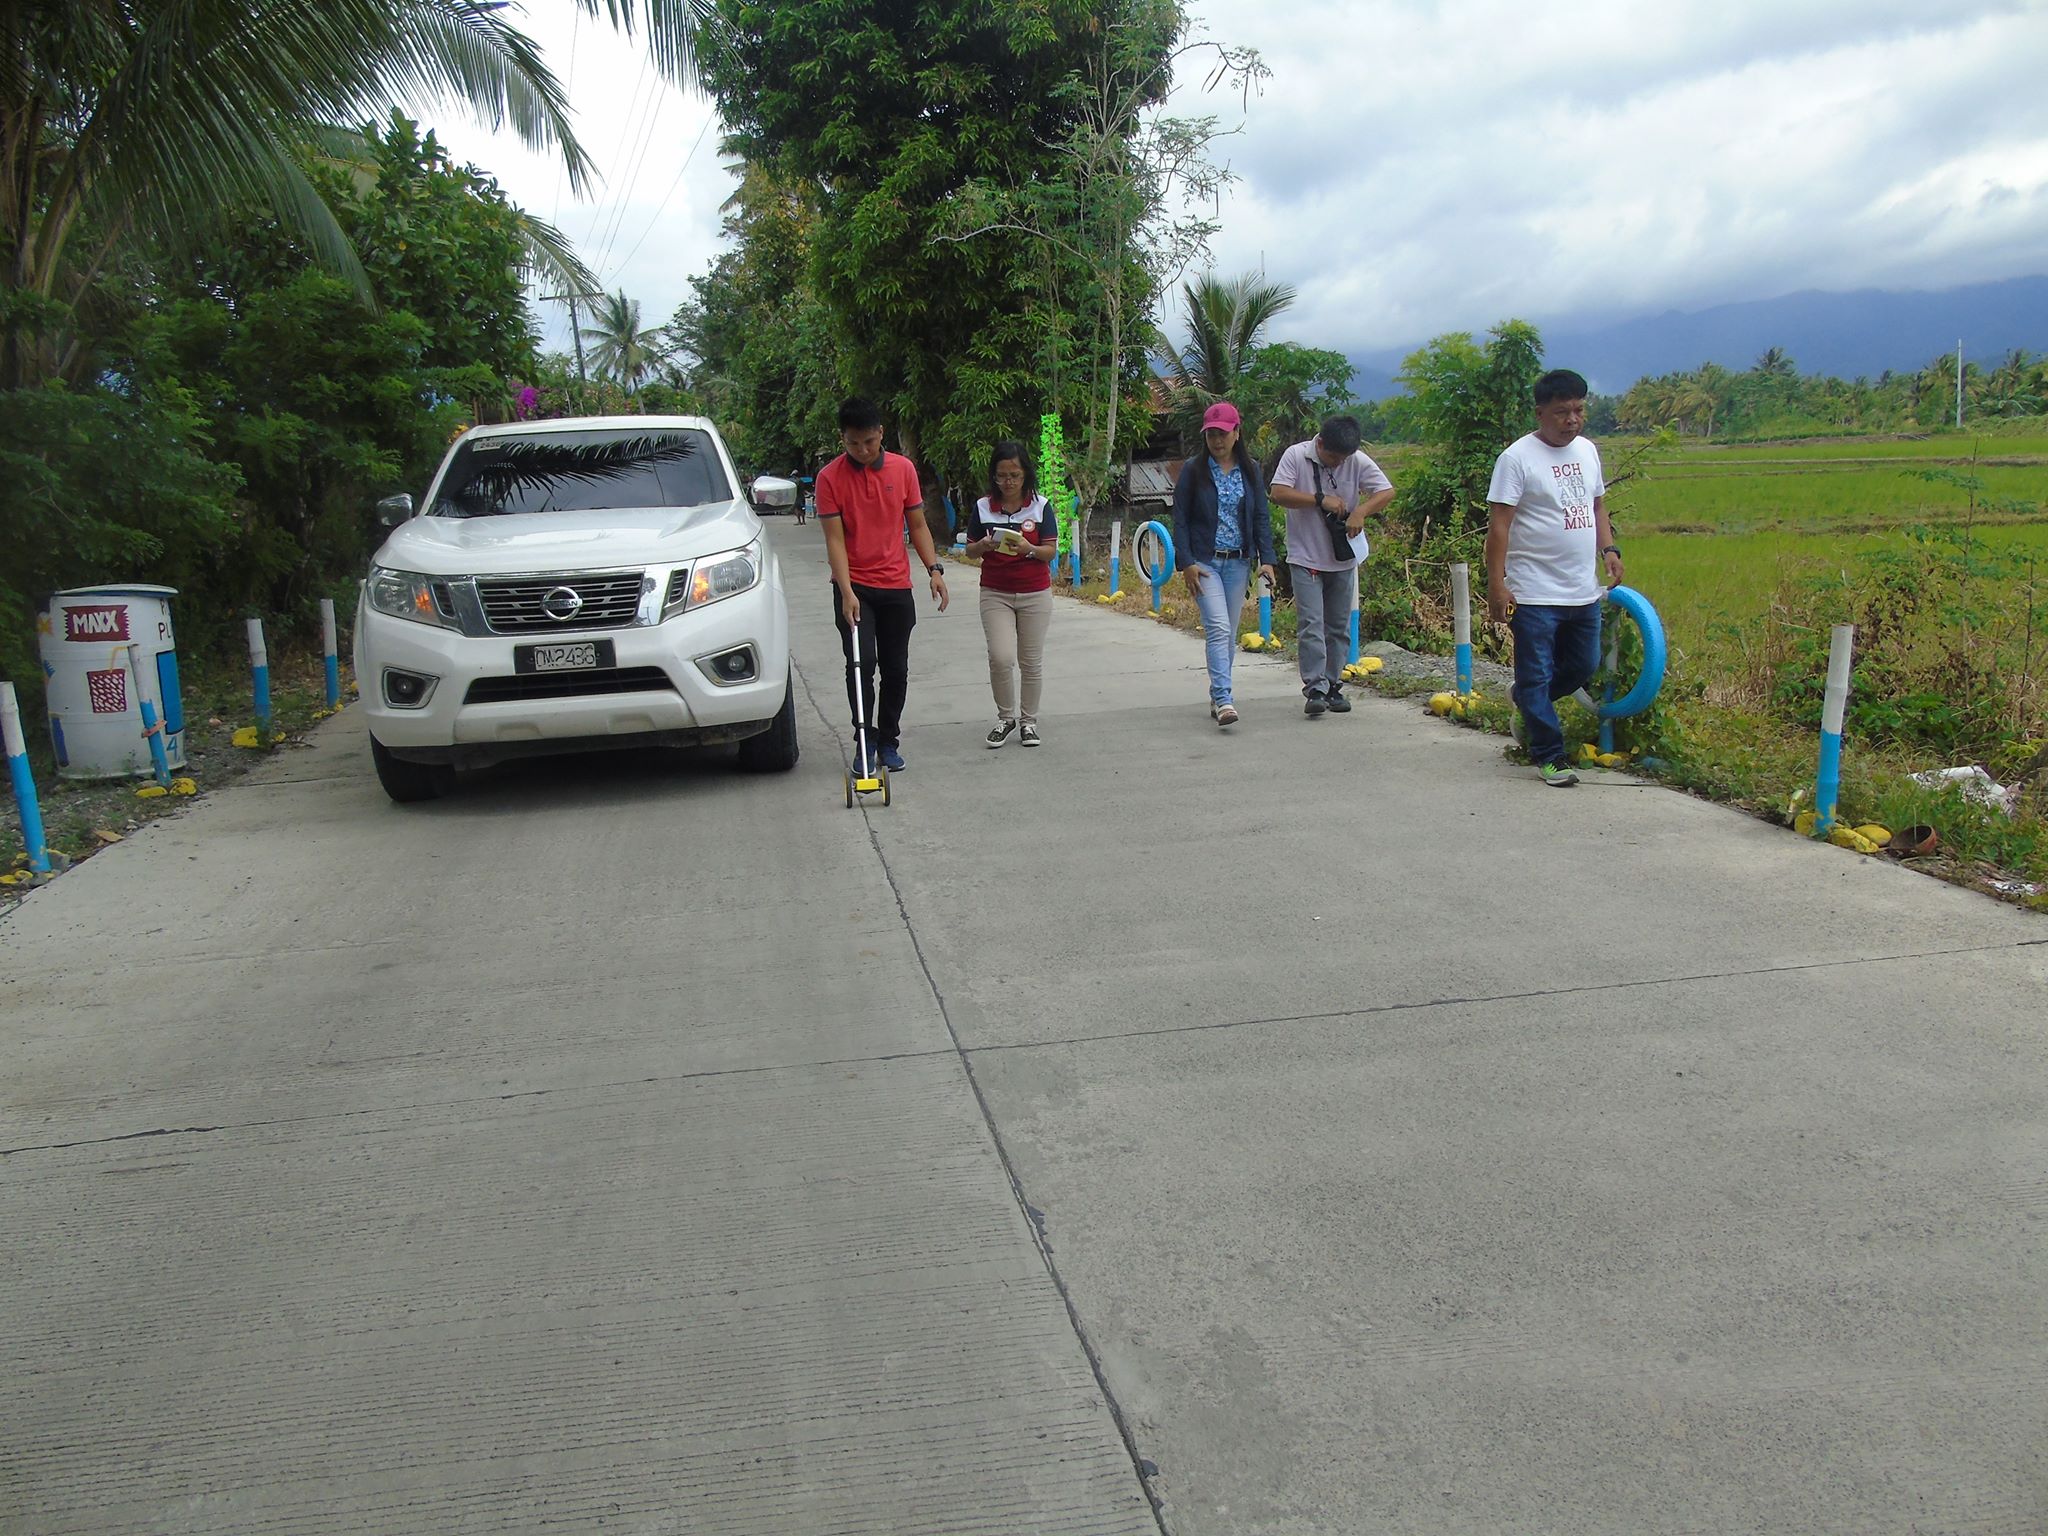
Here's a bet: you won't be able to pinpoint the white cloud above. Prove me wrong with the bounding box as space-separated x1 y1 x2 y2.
441 1 2047 367
1181 0 2048 355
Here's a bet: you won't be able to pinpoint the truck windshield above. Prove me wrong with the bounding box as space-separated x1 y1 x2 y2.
429 429 731 517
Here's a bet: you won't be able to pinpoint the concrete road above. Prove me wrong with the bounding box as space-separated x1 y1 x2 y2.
3 522 2043 1535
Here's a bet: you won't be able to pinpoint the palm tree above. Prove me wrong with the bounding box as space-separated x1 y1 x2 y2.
1 0 715 387
1753 346 1796 378
1152 271 1298 444
580 290 667 388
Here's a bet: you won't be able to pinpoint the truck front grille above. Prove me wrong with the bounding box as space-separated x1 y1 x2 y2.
475 572 645 633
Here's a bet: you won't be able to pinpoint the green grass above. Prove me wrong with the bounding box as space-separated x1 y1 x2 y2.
1621 466 2045 533
1627 523 2048 660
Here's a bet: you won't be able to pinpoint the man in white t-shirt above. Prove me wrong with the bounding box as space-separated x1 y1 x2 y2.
1267 415 1396 716
1484 369 1624 787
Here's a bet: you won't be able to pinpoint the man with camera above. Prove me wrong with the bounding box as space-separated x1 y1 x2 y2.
1267 415 1397 717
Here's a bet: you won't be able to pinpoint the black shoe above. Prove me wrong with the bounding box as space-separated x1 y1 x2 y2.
1304 691 1328 718
1324 689 1351 713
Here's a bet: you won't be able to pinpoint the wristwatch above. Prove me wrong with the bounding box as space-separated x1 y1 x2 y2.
928 562 945 575
1600 544 1622 557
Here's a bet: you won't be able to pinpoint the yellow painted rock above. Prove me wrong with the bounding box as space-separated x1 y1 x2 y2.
171 777 197 796
136 784 168 799
232 726 263 748
1793 810 1820 836
1240 632 1265 650
1852 823 1892 847
1828 825 1881 854
1357 656 1384 673
1429 692 1456 716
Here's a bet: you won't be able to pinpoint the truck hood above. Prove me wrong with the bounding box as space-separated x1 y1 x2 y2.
375 500 757 575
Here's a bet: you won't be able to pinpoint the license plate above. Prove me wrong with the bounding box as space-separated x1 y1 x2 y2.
515 639 613 673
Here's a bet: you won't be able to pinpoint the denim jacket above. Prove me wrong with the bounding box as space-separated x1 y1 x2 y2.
1171 450 1275 569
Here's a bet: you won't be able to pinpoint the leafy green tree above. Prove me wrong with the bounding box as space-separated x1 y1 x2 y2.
1236 342 1357 465
0 369 239 710
666 160 842 473
1390 319 1543 536
937 0 1261 517
701 0 1123 499
325 116 555 382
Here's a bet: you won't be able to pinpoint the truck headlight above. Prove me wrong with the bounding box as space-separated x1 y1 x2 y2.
368 567 459 629
664 541 761 616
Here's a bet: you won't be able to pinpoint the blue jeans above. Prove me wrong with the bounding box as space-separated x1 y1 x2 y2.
1189 558 1251 705
1510 600 1602 767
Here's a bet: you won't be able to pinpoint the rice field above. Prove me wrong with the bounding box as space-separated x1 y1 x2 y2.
1608 435 2048 660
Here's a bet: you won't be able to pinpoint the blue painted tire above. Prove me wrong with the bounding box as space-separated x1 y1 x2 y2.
1134 520 1176 586
1599 584 1666 720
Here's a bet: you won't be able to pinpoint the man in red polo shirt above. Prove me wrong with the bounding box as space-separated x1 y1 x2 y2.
816 397 950 773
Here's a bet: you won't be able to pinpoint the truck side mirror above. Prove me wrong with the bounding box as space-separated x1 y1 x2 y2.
750 475 798 512
376 493 414 527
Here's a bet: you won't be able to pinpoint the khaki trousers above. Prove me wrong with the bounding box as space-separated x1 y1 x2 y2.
980 587 1053 723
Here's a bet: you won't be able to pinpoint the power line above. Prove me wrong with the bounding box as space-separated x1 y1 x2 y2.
592 83 669 282
613 106 717 278
579 48 655 259
548 5 581 229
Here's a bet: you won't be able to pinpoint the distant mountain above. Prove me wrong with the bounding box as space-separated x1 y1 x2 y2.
1347 276 2048 399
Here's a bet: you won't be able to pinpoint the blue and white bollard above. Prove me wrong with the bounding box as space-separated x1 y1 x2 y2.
1258 570 1274 642
1108 519 1123 598
2 681 51 875
1451 563 1474 696
1348 606 1361 666
248 617 271 733
1813 623 1855 835
124 644 173 787
320 598 340 710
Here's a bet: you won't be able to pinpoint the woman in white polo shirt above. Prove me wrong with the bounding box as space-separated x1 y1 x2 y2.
964 440 1058 747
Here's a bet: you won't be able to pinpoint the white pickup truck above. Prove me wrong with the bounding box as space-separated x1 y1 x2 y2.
355 416 799 803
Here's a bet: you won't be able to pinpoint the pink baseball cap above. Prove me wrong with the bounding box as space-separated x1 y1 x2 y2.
1201 401 1240 432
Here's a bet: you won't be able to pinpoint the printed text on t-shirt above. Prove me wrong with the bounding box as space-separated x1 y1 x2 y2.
1552 462 1593 529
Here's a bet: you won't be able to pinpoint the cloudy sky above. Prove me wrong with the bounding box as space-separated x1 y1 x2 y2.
467 0 2048 362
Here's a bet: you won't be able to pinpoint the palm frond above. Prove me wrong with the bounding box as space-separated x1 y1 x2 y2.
14 0 591 303
575 0 721 90
513 211 599 302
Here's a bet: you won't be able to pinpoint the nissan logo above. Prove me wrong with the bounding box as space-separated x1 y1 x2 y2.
541 586 585 621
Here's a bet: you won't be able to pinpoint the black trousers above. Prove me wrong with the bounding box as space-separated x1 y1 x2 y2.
831 582 917 755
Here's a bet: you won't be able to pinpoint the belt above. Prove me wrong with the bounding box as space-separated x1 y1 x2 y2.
1213 548 1244 559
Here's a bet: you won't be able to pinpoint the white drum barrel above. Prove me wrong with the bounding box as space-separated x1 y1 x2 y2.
37 585 187 779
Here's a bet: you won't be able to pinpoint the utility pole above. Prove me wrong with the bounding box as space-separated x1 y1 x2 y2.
541 291 591 385
1955 339 1964 430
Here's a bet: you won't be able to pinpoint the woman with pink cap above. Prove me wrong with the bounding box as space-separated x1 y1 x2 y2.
1169 401 1276 727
